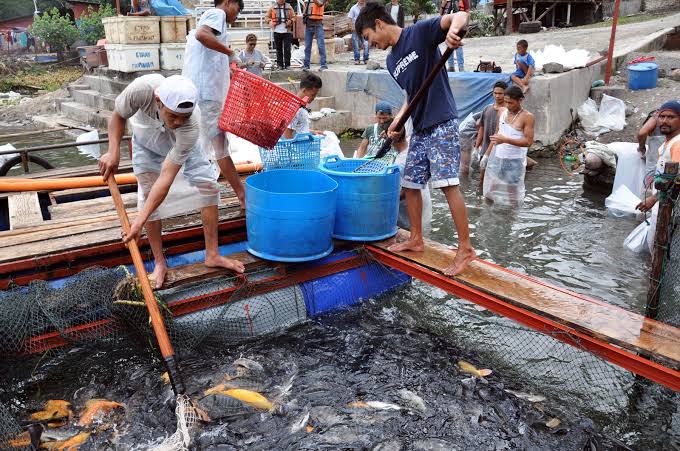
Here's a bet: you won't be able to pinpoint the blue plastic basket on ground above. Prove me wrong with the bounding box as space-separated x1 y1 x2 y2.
259 133 321 171
245 169 338 262
320 156 400 241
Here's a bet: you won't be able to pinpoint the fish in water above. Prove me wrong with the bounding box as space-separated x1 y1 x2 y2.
348 401 402 411
290 411 310 434
457 360 493 378
30 400 72 423
77 399 124 427
398 389 427 412
203 386 273 411
41 431 91 450
504 389 547 403
7 431 31 448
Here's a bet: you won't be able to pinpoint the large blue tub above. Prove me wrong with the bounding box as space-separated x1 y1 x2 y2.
245 169 338 262
320 156 400 241
628 63 658 90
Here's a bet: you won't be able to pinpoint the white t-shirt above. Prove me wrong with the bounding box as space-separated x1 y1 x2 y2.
390 5 400 23
348 4 362 25
182 8 230 103
288 108 310 135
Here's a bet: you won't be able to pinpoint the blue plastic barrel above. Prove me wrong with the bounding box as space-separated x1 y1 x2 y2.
245 170 338 262
628 63 658 90
320 156 400 241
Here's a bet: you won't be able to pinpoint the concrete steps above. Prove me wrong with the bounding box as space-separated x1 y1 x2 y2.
70 89 117 111
309 110 352 133
59 101 112 130
80 75 129 96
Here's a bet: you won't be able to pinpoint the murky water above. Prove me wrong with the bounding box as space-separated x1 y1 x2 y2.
0 130 678 449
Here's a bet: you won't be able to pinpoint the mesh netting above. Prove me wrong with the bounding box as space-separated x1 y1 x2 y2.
0 267 126 356
656 194 680 327
0 401 32 451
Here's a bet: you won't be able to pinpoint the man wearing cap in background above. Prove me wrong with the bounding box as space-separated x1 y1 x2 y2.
356 101 395 158
637 100 680 214
99 74 246 289
183 0 245 208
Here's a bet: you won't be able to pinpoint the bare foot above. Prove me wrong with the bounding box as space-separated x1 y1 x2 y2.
387 238 425 253
443 246 476 276
205 254 245 273
148 263 168 289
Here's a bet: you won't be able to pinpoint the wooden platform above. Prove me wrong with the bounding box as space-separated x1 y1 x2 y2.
368 231 680 390
0 172 248 287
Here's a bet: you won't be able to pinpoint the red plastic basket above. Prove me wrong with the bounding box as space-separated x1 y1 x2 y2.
218 66 307 149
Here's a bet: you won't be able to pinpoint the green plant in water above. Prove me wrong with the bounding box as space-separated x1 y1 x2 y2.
78 4 115 45
29 8 79 56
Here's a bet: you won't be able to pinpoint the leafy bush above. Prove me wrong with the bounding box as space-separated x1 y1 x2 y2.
78 3 116 45
402 0 436 22
468 9 495 37
29 8 79 53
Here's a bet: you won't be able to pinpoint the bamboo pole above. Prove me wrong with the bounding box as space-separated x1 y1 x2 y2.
646 162 679 319
107 177 185 395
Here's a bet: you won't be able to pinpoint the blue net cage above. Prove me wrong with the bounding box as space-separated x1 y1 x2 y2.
259 133 321 171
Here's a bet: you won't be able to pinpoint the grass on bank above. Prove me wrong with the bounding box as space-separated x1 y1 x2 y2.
581 14 661 29
0 65 82 93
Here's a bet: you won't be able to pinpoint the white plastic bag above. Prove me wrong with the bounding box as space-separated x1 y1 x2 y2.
597 94 626 132
624 221 650 253
0 143 17 167
609 142 646 198
76 130 101 160
532 44 590 71
228 133 262 165
320 131 343 159
482 149 527 208
395 150 432 236
605 185 641 218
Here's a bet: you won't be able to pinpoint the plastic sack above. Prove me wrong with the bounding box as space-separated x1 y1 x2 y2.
609 142 645 198
470 146 481 172
578 95 626 137
532 44 590 71
0 143 17 167
394 150 432 236
150 0 189 15
647 203 659 253
76 130 100 161
605 185 641 218
483 149 527 208
228 133 262 165
320 131 343 159
624 220 650 253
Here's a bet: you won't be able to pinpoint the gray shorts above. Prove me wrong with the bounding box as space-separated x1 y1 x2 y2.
198 100 230 160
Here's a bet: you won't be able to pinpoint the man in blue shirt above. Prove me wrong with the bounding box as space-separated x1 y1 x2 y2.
512 39 535 94
355 3 476 276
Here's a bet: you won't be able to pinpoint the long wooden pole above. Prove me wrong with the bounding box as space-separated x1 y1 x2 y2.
506 0 513 35
604 0 621 85
107 177 185 395
646 162 679 319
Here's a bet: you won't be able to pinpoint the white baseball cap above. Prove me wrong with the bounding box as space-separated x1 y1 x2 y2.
155 75 198 114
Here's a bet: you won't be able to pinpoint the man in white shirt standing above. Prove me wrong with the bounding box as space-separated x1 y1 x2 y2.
385 0 404 28
348 0 369 64
183 0 245 208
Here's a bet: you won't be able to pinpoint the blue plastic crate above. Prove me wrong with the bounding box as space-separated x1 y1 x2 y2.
259 133 321 171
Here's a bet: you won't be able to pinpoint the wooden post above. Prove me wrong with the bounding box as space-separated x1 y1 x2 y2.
116 0 121 15
646 162 680 319
532 2 537 21
605 0 621 85
566 3 571 25
506 0 513 35
551 3 556 27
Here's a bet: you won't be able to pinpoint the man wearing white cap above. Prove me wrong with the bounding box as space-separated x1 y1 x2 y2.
183 0 245 208
99 74 245 288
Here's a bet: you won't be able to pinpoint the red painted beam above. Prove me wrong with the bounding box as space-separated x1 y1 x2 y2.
367 246 680 392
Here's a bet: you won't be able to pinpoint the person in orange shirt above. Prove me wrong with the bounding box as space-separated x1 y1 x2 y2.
637 101 680 213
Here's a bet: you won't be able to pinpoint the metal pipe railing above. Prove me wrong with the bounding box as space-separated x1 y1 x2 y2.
0 136 132 156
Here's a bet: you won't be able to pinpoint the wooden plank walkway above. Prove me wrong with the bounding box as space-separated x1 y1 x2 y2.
368 231 680 376
8 192 43 229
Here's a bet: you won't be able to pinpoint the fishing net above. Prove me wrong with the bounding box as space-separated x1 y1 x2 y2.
655 194 680 328
150 395 202 451
0 401 32 451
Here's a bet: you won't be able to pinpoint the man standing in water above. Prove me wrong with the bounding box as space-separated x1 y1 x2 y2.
355 3 475 276
637 101 680 213
183 0 245 208
476 81 507 169
99 75 245 288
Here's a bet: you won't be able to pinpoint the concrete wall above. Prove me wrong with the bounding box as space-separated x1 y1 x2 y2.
644 0 680 11
318 65 605 146
603 0 642 17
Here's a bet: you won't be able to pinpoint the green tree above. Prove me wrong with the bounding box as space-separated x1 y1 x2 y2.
78 3 115 45
402 0 436 22
29 7 79 57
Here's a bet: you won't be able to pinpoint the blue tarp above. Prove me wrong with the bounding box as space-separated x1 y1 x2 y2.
346 70 512 120
150 0 190 16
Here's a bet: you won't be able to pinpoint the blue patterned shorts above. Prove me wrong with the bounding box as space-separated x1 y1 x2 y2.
402 118 461 189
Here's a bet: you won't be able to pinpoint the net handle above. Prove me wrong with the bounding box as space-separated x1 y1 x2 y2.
107 177 185 396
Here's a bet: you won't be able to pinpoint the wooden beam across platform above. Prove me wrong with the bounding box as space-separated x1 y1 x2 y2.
367 231 680 392
8 191 43 230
